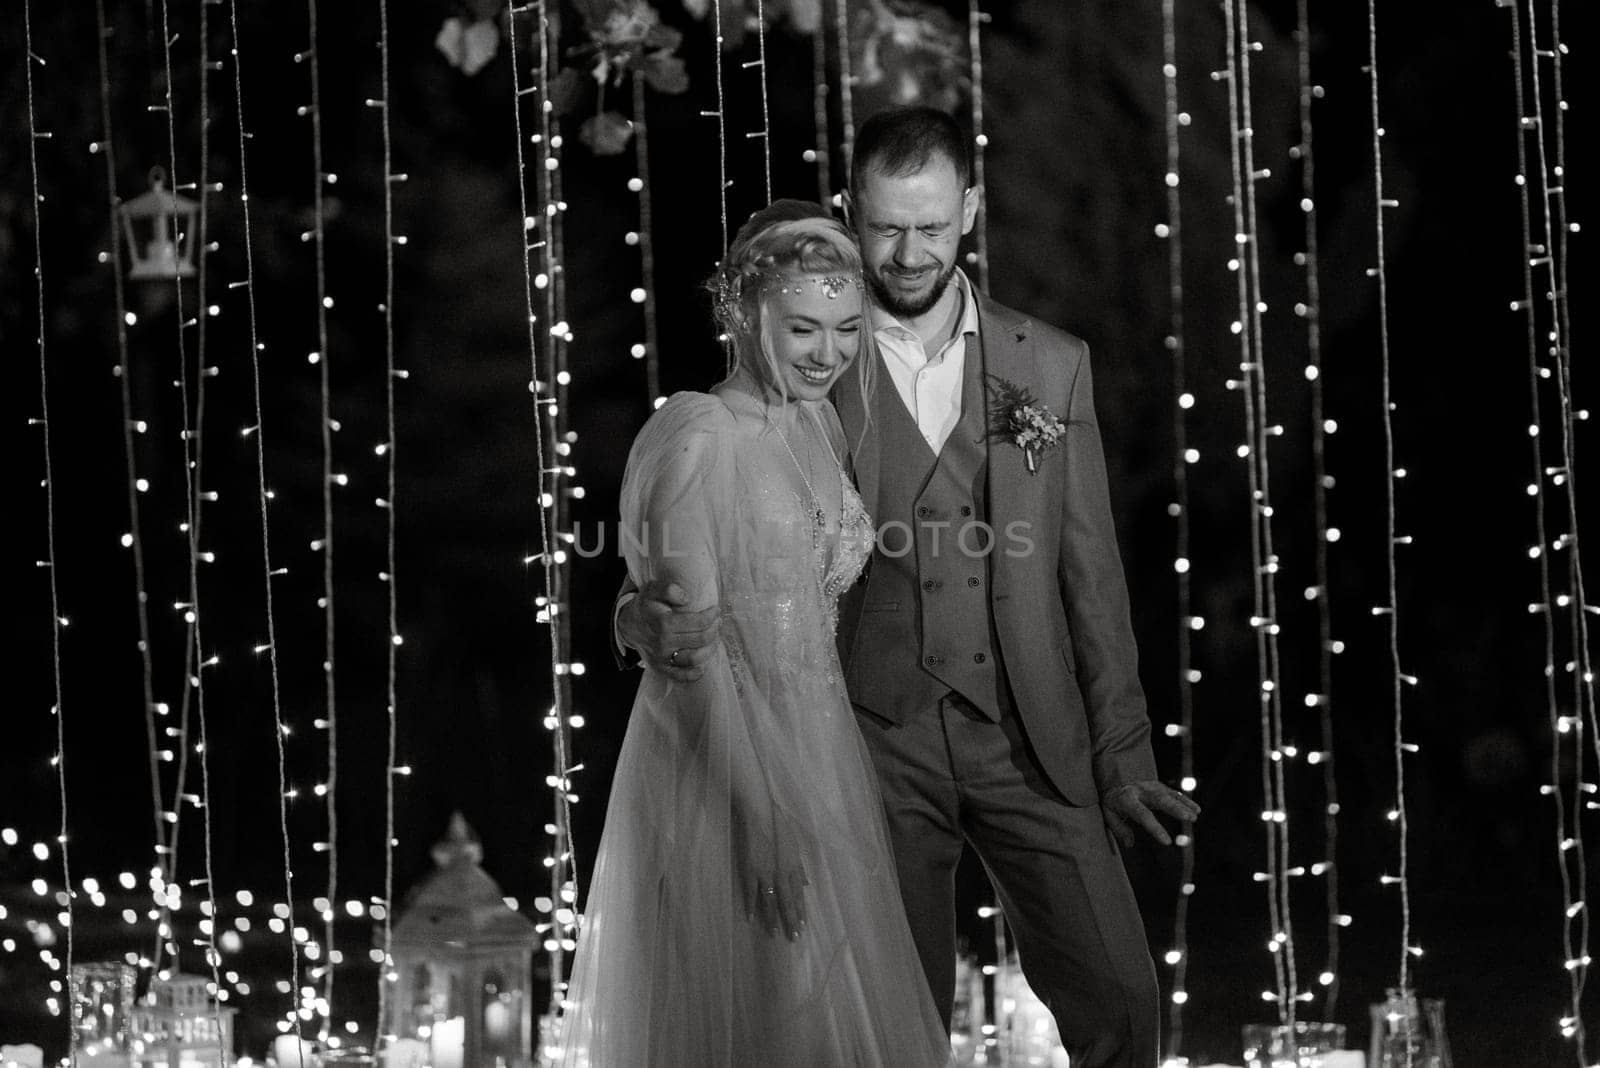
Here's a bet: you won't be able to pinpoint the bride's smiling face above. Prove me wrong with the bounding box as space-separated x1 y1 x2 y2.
755 275 864 402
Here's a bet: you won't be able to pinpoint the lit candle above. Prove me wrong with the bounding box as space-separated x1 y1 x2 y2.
1320 1055 1365 1068
1 1045 45 1068
430 1018 465 1068
484 1000 513 1045
272 1036 317 1068
380 1039 427 1068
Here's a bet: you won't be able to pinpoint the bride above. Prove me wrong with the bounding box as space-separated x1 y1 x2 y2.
556 201 951 1066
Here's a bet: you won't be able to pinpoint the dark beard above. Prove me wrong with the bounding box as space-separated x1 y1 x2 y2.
867 262 956 319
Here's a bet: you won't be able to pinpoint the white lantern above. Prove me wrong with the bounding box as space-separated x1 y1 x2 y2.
119 167 199 281
387 815 539 1068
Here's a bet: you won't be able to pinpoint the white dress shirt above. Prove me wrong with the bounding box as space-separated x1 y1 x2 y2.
873 269 981 454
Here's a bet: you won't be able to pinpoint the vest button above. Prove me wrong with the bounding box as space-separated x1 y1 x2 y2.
973 652 987 664
917 506 932 519
923 579 938 591
925 655 943 668
967 576 981 588
960 505 973 517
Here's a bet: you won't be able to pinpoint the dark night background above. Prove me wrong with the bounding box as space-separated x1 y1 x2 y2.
1 0 1593 1064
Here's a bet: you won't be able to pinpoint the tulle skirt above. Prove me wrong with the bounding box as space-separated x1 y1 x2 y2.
555 660 952 1067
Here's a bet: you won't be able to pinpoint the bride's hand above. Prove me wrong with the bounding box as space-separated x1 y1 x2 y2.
735 807 810 941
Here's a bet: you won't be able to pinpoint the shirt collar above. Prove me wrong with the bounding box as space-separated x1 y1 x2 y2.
873 268 980 344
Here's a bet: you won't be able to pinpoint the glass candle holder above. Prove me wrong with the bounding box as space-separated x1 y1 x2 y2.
1369 987 1451 1068
1242 1021 1349 1068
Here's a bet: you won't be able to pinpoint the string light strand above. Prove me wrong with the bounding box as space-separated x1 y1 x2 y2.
154 0 206 984
1222 0 1297 1022
292 0 342 1028
1294 0 1344 1015
629 72 661 405
190 0 227 1039
1157 0 1199 1049
23 0 77 1035
1506 1 1592 1056
710 0 729 253
506 0 580 1015
965 0 989 293
221 0 303 1033
1236 10 1300 1027
373 0 402 1045
93 0 169 949
1364 0 1414 1000
540 0 584 1003
540 0 583 1002
752 0 772 203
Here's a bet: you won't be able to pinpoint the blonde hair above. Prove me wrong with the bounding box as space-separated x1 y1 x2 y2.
710 211 878 416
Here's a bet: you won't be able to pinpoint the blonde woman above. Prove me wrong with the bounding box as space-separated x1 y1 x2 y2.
558 202 950 1067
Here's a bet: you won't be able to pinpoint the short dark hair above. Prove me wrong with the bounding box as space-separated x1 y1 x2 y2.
849 107 974 198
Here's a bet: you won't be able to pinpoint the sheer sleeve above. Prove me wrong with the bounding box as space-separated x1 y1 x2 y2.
620 395 726 612
617 393 798 907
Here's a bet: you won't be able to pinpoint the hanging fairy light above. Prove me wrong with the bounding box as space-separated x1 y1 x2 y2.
709 0 731 255
93 0 168 982
23 0 78 1033
1292 0 1345 1016
964 0 989 293
1220 0 1301 1024
538 0 586 1007
294 0 343 1033
185 0 228 1040
151 0 211 993
539 0 585 997
1156 0 1201 1054
1364 0 1424 1004
505 0 584 1023
211 0 305 1038
629 75 662 405
370 0 407 1045
748 0 773 204
1502 0 1594 1056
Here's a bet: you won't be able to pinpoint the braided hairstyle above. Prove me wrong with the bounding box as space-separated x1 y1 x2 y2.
710 200 874 410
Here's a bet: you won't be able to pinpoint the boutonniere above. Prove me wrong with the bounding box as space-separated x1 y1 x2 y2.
986 375 1066 475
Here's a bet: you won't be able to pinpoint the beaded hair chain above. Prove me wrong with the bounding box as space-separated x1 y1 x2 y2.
715 270 863 329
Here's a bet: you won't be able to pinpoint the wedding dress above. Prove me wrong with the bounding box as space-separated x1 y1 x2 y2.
557 391 951 1067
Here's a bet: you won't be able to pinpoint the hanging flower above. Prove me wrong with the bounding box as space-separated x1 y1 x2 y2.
854 0 969 113
987 376 1067 475
561 0 691 154
576 0 685 77
435 15 501 76
580 111 637 155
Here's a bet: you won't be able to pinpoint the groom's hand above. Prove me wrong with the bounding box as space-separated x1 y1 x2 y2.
1103 780 1200 848
619 579 720 682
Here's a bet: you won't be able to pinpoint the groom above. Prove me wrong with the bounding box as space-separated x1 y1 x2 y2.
621 106 1196 1066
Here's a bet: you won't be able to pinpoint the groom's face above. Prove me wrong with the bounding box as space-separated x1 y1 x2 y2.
852 156 978 320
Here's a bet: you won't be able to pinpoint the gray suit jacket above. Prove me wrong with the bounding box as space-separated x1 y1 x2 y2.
833 292 1158 806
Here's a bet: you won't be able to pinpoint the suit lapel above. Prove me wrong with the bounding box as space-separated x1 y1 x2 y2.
976 293 1037 567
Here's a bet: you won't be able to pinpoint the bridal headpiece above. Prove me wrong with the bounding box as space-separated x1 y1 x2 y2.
708 204 864 341
713 268 862 330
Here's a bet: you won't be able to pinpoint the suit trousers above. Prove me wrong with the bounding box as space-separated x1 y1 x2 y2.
853 693 1159 1068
